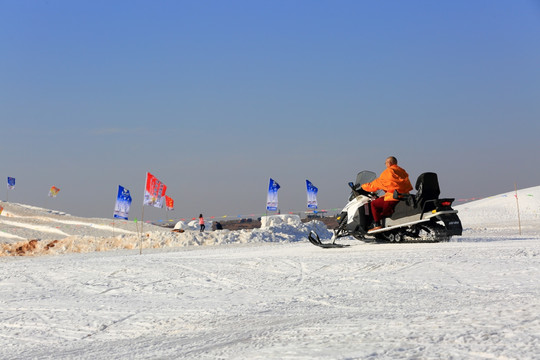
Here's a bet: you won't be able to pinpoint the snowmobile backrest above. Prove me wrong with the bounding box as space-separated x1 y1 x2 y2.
415 172 440 206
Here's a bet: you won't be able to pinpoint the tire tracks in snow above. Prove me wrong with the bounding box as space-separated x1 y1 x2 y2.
82 313 139 339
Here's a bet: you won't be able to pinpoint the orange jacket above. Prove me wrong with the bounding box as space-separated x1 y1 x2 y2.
361 165 413 201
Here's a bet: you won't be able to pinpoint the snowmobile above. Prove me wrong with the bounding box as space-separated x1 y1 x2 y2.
308 171 463 248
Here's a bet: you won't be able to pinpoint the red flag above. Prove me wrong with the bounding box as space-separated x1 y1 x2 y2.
165 196 174 211
143 172 167 208
48 186 60 197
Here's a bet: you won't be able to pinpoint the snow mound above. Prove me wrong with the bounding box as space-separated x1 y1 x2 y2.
0 219 332 256
455 185 540 226
1 203 333 256
173 220 187 230
260 215 332 241
261 214 302 228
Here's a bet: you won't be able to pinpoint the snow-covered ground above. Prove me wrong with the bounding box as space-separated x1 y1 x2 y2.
1 187 539 359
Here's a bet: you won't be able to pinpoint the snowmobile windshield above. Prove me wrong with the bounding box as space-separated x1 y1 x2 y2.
355 171 376 186
347 171 377 201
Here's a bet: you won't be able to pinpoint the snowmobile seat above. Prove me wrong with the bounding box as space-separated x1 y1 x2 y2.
414 172 440 212
390 172 440 219
390 192 420 219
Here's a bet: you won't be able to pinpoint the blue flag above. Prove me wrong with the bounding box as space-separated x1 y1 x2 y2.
7 177 15 190
306 180 318 209
266 178 280 211
113 185 132 220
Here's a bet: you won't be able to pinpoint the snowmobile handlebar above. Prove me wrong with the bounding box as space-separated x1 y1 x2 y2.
348 182 372 197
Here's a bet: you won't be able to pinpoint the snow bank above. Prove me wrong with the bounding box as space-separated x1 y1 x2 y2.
0 203 332 256
260 214 302 228
173 220 187 230
1 219 332 257
456 185 540 226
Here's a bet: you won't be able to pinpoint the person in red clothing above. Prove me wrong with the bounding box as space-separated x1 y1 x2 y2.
361 156 413 232
199 214 205 232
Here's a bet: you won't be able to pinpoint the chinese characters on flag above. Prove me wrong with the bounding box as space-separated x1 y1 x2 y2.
143 172 167 208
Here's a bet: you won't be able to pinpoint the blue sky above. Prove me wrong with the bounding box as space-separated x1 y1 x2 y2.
1 1 539 221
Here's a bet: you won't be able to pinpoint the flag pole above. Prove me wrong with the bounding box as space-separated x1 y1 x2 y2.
140 172 148 255
515 183 522 236
140 206 145 254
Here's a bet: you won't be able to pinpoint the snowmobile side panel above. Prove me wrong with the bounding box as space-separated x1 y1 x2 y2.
386 213 424 227
367 218 431 234
381 210 459 233
391 200 422 219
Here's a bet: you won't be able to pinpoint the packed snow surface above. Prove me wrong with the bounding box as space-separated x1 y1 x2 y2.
1 187 540 359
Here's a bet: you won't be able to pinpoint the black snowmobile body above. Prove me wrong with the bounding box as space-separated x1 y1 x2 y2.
308 171 463 248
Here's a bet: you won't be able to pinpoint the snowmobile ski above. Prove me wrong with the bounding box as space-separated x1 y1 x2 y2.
308 231 350 248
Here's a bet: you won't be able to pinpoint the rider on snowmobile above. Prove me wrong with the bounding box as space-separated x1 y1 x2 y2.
361 156 413 231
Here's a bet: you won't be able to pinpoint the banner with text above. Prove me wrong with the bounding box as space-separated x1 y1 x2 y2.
306 180 318 209
113 185 132 220
7 177 15 190
48 186 60 197
143 172 167 208
165 195 174 211
266 178 280 211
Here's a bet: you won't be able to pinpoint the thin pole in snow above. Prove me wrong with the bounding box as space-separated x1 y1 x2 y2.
515 183 522 236
140 172 148 255
140 205 145 255
134 218 140 240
